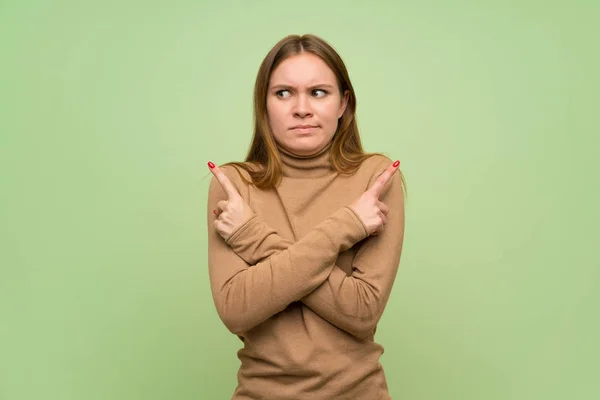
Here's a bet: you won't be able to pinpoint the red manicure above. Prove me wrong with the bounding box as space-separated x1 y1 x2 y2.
208 162 215 169
393 160 400 168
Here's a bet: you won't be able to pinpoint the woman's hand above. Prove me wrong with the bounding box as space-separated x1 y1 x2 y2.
349 160 400 236
208 162 255 241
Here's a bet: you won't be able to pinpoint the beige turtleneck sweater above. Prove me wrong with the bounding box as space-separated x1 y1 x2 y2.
206 140 405 399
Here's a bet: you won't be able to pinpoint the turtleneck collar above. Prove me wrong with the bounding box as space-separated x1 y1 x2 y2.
276 140 335 178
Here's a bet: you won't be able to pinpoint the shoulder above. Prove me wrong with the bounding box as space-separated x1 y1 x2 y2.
356 153 395 181
359 153 403 198
361 153 394 171
220 163 254 183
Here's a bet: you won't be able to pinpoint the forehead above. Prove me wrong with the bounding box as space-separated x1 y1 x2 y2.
269 53 337 86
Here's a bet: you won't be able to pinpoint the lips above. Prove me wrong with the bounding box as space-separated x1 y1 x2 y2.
291 125 318 134
291 125 318 129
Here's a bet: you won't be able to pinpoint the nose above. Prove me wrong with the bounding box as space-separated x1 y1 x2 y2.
293 94 313 118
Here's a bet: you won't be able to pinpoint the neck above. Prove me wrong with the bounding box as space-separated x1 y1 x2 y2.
276 141 335 178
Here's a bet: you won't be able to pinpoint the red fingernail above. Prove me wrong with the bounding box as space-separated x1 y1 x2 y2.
208 162 215 169
393 160 400 168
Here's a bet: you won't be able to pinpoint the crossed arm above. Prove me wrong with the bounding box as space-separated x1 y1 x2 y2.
206 164 405 338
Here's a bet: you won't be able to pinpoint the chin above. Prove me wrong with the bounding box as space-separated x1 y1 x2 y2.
290 141 326 155
278 132 333 154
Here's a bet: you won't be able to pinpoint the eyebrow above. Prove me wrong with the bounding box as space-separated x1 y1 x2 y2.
270 83 336 90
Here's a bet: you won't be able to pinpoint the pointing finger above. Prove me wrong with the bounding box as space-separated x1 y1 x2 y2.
368 160 400 198
208 162 241 200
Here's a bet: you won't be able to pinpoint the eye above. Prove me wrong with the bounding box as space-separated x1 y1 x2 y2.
275 89 291 98
312 89 327 98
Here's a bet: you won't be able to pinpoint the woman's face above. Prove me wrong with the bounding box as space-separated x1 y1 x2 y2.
266 53 348 156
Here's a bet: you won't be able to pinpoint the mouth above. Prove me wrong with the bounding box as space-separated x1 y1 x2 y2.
291 125 319 134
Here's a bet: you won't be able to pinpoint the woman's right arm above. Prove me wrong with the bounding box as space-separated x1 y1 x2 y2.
207 174 368 335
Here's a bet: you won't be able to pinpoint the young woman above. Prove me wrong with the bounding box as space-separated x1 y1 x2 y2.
207 34 406 399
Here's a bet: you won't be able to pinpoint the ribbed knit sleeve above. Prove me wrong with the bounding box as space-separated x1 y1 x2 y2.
224 158 405 339
207 168 368 335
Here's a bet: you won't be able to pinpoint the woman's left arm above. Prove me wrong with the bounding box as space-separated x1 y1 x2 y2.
302 169 405 339
226 163 405 339
300 170 404 339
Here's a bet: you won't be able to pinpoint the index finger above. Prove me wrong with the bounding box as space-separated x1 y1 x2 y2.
368 160 400 198
208 162 240 200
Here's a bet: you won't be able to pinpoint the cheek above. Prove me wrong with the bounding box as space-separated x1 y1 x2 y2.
266 101 285 128
317 101 342 123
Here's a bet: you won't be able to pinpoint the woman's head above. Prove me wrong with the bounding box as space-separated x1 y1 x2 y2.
254 34 356 157
266 52 348 156
224 34 402 192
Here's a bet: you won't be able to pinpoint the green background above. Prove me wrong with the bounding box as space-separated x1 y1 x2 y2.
1 1 598 399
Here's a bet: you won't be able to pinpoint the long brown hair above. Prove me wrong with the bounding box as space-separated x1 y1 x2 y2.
222 34 406 194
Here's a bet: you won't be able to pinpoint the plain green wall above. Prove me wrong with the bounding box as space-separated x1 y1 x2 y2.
1 1 598 399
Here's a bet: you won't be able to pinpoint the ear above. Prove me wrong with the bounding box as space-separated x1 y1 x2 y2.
338 90 349 119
